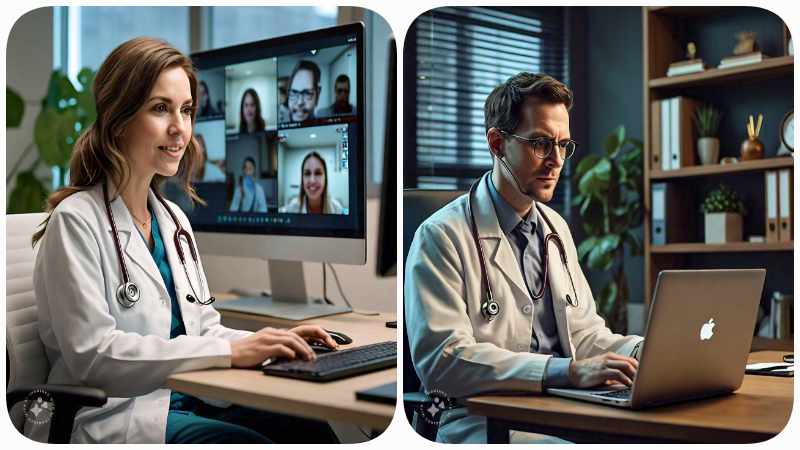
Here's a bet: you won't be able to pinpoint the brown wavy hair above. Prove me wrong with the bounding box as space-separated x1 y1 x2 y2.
32 37 205 247
238 88 266 133
297 152 331 214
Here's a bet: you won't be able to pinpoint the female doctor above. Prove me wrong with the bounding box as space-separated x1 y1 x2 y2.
29 37 339 444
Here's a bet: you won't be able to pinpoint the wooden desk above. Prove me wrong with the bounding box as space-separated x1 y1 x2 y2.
468 351 793 444
167 298 397 430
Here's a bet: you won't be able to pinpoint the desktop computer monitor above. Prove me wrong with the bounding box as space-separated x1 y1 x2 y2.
164 23 366 319
376 35 396 278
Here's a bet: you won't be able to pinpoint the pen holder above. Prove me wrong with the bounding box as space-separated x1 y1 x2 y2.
741 137 764 161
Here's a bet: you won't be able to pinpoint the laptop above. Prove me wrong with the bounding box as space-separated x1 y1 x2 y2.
548 269 766 409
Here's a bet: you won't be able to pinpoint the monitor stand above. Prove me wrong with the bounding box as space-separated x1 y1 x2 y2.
212 260 353 321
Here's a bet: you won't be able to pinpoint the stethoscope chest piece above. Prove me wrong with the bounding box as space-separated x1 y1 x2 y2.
566 294 578 308
117 281 140 308
482 299 500 321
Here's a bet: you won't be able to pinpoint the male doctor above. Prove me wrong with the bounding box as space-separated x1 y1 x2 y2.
405 72 643 444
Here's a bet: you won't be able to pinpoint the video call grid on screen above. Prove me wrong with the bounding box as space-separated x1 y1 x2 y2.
169 25 364 240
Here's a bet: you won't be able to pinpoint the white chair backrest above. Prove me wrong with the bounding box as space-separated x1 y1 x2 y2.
6 213 49 432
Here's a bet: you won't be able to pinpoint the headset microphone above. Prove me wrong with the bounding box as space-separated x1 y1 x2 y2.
494 154 535 200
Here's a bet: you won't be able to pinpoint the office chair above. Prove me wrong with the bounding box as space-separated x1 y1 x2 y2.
402 189 465 441
6 213 107 443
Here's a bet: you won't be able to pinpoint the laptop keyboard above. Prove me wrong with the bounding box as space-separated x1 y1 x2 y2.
593 388 632 399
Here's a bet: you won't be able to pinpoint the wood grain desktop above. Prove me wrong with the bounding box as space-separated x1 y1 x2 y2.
167 296 397 430
468 351 793 443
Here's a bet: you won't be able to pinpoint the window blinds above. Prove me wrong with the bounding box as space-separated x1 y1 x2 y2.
409 6 570 215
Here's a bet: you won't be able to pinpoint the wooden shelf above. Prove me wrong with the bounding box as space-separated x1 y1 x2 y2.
651 241 794 254
650 157 795 180
751 337 794 352
649 56 794 89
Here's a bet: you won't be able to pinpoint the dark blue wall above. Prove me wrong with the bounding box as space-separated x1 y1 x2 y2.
569 6 646 303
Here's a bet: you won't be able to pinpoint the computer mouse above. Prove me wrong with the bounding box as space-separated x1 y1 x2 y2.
324 329 353 345
310 343 338 354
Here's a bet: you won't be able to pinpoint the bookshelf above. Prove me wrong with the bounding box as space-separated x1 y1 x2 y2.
650 156 794 180
642 7 794 351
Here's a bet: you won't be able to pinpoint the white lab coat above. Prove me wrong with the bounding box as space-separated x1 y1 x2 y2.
28 180 254 444
404 173 643 444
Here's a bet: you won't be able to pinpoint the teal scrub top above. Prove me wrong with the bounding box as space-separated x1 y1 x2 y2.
134 204 187 406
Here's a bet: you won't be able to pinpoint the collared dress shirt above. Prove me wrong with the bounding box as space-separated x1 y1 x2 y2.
487 179 572 389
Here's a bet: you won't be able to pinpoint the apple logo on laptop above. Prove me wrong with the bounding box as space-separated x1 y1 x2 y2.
700 319 715 340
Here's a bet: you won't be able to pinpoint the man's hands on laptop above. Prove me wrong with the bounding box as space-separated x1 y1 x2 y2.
568 353 639 388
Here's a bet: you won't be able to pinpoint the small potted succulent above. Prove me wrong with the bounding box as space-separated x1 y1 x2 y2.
692 103 723 165
700 183 747 244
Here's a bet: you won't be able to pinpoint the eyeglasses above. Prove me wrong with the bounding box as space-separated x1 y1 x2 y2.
288 89 318 101
501 131 579 160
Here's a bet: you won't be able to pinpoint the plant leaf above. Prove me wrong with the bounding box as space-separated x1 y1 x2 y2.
7 171 47 214
571 193 585 207
625 230 643 257
587 245 615 271
35 108 78 167
593 159 612 181
7 87 25 127
598 233 621 255
577 236 597 261
596 281 618 317
574 154 602 184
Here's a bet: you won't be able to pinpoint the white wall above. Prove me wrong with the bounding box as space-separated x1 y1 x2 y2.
6 7 55 204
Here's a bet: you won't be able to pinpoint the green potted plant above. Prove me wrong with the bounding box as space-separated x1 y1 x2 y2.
571 124 644 335
692 103 723 165
6 69 96 213
700 183 747 244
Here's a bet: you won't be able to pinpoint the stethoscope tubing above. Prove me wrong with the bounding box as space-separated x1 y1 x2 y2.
467 175 579 321
103 181 214 308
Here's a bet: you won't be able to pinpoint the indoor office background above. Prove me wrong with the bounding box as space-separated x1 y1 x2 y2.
403 6 793 338
6 6 396 315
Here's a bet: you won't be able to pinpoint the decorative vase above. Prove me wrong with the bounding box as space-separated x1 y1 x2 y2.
741 137 764 161
704 212 743 244
698 137 720 165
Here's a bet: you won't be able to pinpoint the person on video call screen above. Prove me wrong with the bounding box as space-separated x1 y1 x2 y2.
316 75 354 117
279 61 321 123
197 81 220 118
279 151 344 214
240 88 266 133
194 134 225 182
230 156 268 212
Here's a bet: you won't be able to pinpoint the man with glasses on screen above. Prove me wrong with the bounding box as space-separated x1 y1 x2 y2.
405 73 644 444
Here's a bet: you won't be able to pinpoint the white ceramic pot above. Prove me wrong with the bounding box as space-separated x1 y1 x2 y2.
698 137 720 165
704 212 743 244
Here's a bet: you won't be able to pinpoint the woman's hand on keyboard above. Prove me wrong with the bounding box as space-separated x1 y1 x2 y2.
289 325 339 350
230 327 316 368
568 353 639 388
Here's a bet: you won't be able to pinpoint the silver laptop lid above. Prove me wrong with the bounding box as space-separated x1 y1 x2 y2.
630 269 765 409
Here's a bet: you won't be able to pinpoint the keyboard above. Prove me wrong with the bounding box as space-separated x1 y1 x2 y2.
262 341 397 382
593 388 632 399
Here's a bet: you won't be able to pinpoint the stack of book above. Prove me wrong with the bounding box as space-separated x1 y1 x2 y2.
666 59 709 76
718 52 769 69
649 96 696 172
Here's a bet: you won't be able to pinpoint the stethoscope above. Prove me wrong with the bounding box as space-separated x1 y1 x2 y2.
103 181 215 309
467 164 580 322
